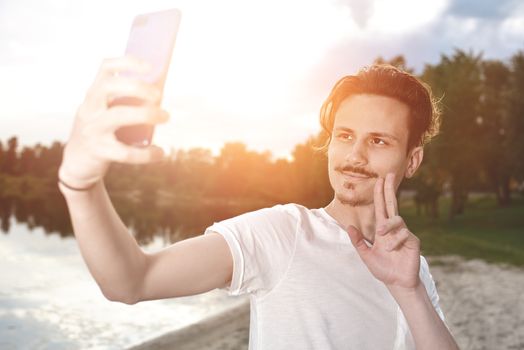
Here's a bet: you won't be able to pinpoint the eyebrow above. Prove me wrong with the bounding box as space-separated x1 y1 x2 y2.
333 127 400 142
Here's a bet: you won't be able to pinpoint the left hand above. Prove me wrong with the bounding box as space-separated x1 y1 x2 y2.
346 173 421 291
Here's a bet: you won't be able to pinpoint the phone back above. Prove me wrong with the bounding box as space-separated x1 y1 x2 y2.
125 9 181 89
114 9 181 147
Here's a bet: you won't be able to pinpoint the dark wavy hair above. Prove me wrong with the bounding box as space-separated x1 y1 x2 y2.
316 64 440 154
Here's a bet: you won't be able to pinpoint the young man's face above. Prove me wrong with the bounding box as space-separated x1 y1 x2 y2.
327 93 423 207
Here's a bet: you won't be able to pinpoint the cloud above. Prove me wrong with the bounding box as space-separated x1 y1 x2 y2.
2 0 524 157
294 0 524 119
337 0 374 28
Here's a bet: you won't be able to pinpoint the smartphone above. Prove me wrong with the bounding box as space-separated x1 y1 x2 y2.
112 9 181 147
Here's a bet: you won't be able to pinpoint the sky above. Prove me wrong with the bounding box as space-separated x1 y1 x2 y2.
1 0 523 159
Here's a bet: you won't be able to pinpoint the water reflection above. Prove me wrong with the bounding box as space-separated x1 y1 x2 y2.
0 185 273 244
0 219 247 349
1 192 71 238
0 183 264 348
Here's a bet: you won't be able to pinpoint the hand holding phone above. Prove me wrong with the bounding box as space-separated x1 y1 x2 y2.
59 10 181 190
112 9 181 147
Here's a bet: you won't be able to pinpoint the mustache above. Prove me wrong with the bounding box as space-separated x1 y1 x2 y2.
335 165 378 178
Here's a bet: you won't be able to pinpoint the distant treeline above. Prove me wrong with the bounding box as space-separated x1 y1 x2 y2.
1 49 523 219
0 135 331 206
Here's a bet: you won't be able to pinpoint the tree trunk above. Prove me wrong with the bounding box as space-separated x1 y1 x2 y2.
449 187 468 219
430 197 439 219
495 183 503 206
499 177 512 207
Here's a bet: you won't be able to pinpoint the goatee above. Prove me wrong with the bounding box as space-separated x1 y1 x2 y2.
335 191 372 207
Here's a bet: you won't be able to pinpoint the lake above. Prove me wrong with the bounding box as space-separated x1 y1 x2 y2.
0 215 246 350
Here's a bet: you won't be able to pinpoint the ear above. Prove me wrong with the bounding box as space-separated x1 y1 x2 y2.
405 146 423 178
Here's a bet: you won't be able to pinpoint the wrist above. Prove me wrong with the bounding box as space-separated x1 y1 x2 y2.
57 166 101 193
58 177 100 192
57 172 101 197
386 278 425 303
58 179 103 199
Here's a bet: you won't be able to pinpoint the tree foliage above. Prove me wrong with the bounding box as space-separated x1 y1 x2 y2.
1 50 524 223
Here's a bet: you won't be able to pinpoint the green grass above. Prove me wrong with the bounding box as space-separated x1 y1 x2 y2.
400 195 524 266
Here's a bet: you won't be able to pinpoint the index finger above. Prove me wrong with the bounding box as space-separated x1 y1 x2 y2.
374 177 387 223
95 56 152 82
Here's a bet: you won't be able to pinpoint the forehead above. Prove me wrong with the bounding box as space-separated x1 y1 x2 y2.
333 94 410 137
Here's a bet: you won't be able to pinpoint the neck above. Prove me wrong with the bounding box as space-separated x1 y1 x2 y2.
324 197 377 243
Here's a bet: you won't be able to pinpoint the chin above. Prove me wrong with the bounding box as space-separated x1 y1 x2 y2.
334 186 373 207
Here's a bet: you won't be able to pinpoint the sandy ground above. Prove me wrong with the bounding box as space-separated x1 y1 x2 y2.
128 255 524 350
429 256 524 350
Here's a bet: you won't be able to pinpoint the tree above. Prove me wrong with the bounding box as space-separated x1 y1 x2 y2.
292 133 332 207
0 141 4 173
170 148 215 194
19 147 37 175
2 137 19 175
209 142 274 200
422 50 484 218
508 51 524 184
408 144 446 219
479 59 512 206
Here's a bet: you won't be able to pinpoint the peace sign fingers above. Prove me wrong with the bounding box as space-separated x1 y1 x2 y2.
374 173 399 221
384 173 399 218
374 173 400 233
374 177 387 223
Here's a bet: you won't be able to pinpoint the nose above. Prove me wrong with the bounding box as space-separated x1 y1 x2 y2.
345 139 368 166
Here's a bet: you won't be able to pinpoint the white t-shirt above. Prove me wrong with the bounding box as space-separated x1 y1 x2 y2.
204 203 446 350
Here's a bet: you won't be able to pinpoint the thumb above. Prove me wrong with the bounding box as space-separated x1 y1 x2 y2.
346 225 371 258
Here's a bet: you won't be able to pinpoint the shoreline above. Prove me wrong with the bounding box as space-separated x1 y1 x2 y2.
127 299 250 350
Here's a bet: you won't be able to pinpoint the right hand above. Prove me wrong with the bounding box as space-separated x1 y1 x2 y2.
58 56 170 189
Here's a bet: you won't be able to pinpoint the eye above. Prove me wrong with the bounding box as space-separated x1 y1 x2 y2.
371 137 387 146
336 132 353 141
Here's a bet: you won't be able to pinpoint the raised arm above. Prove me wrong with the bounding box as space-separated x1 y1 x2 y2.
59 57 233 304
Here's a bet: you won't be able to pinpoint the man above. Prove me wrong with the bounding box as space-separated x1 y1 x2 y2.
58 58 459 349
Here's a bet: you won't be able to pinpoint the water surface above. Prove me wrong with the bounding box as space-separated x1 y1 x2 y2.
0 217 245 350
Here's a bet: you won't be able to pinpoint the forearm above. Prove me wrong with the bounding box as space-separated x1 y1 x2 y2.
59 180 147 303
389 282 459 350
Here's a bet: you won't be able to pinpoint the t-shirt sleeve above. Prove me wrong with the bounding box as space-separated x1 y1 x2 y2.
204 204 298 297
419 255 446 322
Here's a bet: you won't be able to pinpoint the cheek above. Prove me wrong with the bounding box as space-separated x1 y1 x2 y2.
368 152 406 177
327 152 339 178
327 142 343 165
